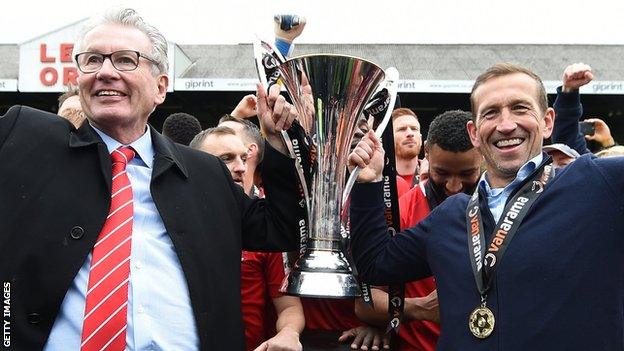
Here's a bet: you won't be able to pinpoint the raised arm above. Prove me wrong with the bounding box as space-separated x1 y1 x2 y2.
347 131 432 285
552 62 593 154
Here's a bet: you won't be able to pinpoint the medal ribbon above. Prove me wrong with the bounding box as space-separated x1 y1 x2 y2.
377 115 405 338
465 161 554 299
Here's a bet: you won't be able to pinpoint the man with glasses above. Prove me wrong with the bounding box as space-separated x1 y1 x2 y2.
0 7 303 351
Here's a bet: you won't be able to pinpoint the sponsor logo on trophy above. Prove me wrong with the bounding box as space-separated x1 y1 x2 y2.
254 40 398 297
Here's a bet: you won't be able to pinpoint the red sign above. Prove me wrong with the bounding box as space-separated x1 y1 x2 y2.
39 43 77 86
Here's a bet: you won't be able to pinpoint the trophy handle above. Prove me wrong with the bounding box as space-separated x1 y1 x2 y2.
342 67 400 207
253 38 311 212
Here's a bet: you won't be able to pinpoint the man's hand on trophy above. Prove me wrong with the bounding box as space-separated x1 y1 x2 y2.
257 83 297 154
348 130 384 183
300 73 315 123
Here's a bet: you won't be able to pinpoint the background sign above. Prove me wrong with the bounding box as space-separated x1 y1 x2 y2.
18 19 85 92
0 79 18 91
18 19 186 93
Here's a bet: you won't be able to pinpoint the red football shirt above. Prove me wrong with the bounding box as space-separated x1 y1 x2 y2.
240 251 287 350
396 184 440 351
301 298 362 331
396 175 411 199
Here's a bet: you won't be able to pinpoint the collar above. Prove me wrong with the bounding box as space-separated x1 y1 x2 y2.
68 121 188 178
90 124 154 169
479 153 544 195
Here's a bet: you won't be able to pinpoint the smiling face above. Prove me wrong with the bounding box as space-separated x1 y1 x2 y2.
77 23 168 143
467 73 554 187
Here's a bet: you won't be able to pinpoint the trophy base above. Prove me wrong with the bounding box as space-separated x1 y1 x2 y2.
283 250 361 298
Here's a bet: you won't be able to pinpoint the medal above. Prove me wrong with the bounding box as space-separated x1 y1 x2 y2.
468 303 495 339
464 162 554 340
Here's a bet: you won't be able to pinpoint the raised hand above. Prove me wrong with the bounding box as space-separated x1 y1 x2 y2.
562 62 594 93
348 130 385 183
256 83 297 154
231 94 258 119
583 117 615 147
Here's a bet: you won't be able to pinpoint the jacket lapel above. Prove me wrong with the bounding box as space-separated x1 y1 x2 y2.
150 125 189 181
69 122 112 192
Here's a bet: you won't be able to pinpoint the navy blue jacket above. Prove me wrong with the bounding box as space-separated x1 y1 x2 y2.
350 155 624 350
552 87 592 155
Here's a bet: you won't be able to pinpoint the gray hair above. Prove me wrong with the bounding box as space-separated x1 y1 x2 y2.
74 8 168 75
189 126 237 150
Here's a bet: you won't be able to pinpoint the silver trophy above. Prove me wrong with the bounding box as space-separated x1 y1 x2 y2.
255 42 398 298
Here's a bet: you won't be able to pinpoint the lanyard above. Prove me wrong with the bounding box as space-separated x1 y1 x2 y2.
465 162 554 298
378 113 405 337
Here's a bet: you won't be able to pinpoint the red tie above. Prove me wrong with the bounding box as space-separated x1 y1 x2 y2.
81 146 135 351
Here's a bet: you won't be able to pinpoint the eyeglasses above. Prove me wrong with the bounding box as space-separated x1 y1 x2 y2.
74 50 159 73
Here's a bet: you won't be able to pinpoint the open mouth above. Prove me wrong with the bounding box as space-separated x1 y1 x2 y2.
494 138 524 150
95 90 127 97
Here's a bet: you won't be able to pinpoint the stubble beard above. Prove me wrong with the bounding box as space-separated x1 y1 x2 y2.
396 144 420 160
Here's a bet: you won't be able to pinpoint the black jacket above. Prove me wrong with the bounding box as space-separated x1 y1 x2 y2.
0 106 303 350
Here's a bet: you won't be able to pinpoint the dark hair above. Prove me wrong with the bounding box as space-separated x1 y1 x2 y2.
426 110 474 152
218 114 265 163
470 63 548 121
162 112 202 146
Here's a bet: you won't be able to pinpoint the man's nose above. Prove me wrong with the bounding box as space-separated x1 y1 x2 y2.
233 158 246 174
497 109 517 133
96 58 120 79
446 177 462 194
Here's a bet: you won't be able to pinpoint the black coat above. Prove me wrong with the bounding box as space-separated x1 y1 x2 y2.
0 106 303 350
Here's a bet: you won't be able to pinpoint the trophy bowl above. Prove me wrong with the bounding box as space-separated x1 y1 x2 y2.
276 54 387 298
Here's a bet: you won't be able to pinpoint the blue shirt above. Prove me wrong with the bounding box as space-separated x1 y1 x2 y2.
478 153 543 223
44 126 199 351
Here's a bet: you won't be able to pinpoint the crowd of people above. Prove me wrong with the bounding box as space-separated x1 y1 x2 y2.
1 6 623 351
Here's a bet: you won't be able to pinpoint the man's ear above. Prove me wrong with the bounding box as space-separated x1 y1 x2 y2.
155 74 169 105
424 141 430 160
542 107 555 139
467 120 480 148
247 143 259 158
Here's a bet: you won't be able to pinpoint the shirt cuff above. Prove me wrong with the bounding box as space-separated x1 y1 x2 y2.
275 38 293 57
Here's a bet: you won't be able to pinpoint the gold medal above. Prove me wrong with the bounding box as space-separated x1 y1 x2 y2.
468 304 495 339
